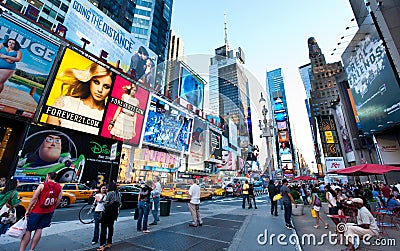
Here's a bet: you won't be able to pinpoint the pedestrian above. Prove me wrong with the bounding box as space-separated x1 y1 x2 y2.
311 187 329 229
248 183 257 209
0 178 20 235
242 180 250 209
325 184 339 225
276 181 284 210
300 184 309 205
19 172 62 251
97 182 121 251
91 185 107 245
280 179 296 229
268 179 278 216
188 179 202 227
150 176 161 225
137 180 153 233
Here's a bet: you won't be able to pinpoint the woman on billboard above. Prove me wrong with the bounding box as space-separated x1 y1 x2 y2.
46 63 113 134
138 58 156 89
0 38 23 93
107 83 139 140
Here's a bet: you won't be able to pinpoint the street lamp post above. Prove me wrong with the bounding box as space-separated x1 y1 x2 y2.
259 94 273 178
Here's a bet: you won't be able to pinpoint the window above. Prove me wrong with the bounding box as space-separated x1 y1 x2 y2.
60 3 68 12
63 184 76 190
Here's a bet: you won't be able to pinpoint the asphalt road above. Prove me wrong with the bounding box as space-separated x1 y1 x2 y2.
52 195 250 223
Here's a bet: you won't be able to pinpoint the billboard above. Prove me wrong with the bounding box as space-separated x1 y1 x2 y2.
219 150 237 171
15 124 121 185
228 118 238 149
63 0 157 86
188 117 206 169
100 75 150 146
0 16 59 118
277 121 287 130
325 157 345 173
179 65 205 110
40 48 115 135
375 134 400 165
343 15 400 134
143 95 193 153
208 128 222 162
274 111 287 122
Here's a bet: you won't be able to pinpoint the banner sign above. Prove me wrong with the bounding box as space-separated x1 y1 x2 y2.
100 75 150 146
15 124 121 185
208 128 222 162
325 157 345 173
188 117 206 169
40 48 115 135
63 0 157 81
0 16 59 118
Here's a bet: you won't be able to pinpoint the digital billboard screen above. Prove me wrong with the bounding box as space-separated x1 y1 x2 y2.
100 75 150 146
208 128 222 162
188 118 206 169
143 95 193 153
0 16 59 119
15 124 121 185
343 15 400 134
40 48 115 135
63 0 159 90
179 65 205 110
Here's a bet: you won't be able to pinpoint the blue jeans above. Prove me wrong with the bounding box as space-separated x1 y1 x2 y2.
152 197 160 223
92 211 101 242
0 223 10 235
242 194 250 208
283 201 292 225
137 201 150 231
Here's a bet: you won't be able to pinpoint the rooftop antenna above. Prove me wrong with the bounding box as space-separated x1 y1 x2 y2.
224 13 230 56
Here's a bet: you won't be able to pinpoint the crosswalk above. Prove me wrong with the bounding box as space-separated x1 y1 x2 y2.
211 194 271 204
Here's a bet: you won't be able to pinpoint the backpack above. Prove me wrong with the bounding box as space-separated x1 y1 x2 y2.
39 182 58 208
314 194 321 207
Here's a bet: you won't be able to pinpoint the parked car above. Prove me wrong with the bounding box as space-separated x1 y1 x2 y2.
16 183 76 208
118 184 140 208
203 184 225 196
60 183 96 201
161 183 183 198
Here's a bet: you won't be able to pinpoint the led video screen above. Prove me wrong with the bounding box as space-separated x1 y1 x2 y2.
143 95 193 153
179 65 204 110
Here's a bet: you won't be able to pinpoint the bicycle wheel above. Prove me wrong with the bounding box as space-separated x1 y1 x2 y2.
79 204 94 224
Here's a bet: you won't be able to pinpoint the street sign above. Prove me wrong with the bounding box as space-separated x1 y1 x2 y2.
110 143 118 161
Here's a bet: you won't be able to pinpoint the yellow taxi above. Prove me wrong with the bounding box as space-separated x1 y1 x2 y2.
173 183 213 200
161 183 180 198
16 183 76 208
203 184 225 196
60 183 96 201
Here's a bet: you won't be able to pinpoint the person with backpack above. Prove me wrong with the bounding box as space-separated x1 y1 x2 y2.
19 172 62 251
97 182 121 251
311 187 329 229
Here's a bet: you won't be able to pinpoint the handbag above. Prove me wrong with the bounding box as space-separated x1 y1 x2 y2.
6 217 27 239
134 207 139 220
0 190 16 217
273 194 282 202
311 208 317 218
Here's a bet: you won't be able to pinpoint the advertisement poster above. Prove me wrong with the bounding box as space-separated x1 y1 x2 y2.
208 128 222 162
188 118 206 168
40 48 115 135
15 124 121 185
143 95 193 153
0 16 59 118
219 150 237 171
325 157 345 173
343 15 400 134
179 65 205 110
100 75 149 146
63 0 157 86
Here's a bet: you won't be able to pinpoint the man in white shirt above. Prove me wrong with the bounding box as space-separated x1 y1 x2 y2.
188 179 202 227
150 176 162 225
343 198 379 251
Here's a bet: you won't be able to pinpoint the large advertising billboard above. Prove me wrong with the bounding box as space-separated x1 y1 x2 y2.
188 118 206 170
100 75 150 146
63 0 157 86
143 95 193 153
343 15 400 134
15 124 121 185
0 16 59 118
325 157 345 173
208 127 222 162
40 48 115 135
179 65 205 110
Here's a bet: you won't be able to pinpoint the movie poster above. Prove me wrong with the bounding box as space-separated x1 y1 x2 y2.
15 124 121 185
0 16 59 118
100 75 150 146
40 48 115 135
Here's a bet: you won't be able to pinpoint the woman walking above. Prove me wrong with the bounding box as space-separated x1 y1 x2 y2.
311 187 329 229
137 180 153 233
97 182 121 251
0 178 20 235
92 185 107 245
325 184 339 225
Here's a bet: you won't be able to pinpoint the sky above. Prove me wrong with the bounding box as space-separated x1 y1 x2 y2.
170 0 356 168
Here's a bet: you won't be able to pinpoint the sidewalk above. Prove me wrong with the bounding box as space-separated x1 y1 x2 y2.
1 196 398 250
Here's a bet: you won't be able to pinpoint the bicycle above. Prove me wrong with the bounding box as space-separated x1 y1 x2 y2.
79 200 95 224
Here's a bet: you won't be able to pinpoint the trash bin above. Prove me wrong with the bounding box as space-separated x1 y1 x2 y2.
160 199 171 216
